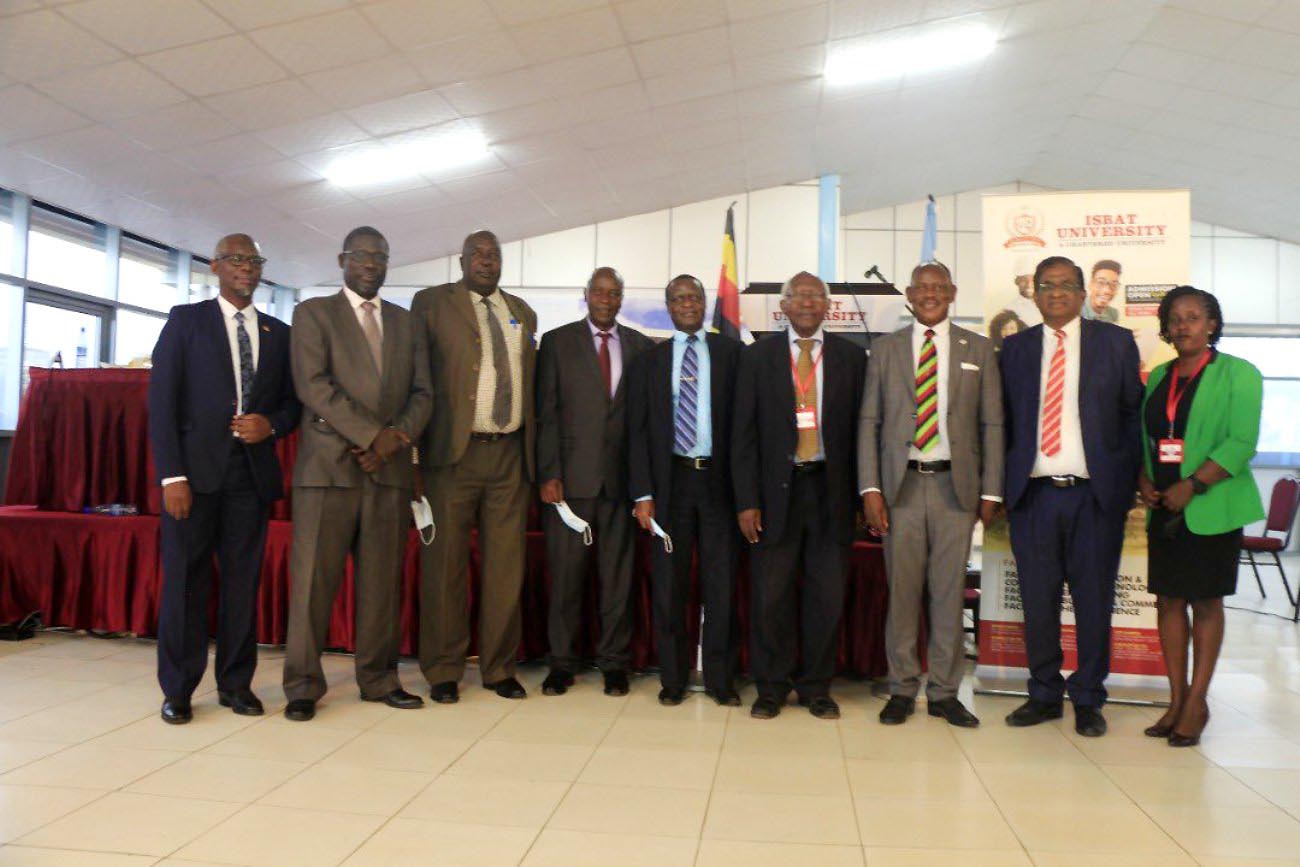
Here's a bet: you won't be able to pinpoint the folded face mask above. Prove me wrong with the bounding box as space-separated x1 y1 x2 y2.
649 518 673 554
411 495 436 546
553 501 593 546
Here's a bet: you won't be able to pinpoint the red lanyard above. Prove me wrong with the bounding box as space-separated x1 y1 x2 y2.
1165 350 1211 435
789 342 822 408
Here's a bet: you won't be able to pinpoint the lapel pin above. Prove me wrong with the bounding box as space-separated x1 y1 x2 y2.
958 338 967 345
261 324 270 333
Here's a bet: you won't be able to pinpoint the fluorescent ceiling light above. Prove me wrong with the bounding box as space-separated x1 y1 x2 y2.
824 24 997 87
325 129 490 187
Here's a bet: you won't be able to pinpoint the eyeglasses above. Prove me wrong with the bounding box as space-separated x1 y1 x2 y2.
215 254 267 267
342 250 390 265
1036 281 1081 294
1091 278 1120 290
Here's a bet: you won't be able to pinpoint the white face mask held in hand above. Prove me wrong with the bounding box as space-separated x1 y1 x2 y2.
553 501 593 546
411 495 436 546
649 518 673 554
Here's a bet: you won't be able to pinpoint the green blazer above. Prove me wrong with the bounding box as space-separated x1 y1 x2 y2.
1141 351 1265 534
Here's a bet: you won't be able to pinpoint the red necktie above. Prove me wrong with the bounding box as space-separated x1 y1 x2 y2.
598 331 612 398
1040 329 1066 457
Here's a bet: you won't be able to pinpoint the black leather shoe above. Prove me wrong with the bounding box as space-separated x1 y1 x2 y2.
484 677 527 699
364 688 424 710
284 699 315 722
542 669 575 696
160 698 192 725
802 696 841 720
750 696 781 719
603 670 629 696
658 687 685 706
705 688 742 707
928 697 980 728
1005 699 1064 727
430 681 459 704
879 695 916 725
1074 705 1107 737
218 688 264 716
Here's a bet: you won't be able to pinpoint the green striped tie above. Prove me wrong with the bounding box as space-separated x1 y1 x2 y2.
914 329 938 452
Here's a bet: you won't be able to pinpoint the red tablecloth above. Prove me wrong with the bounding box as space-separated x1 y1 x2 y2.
0 506 889 676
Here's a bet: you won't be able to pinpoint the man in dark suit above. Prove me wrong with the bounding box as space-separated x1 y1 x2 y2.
1000 255 1142 737
537 267 653 697
627 275 742 706
411 230 538 703
732 271 867 720
281 226 432 722
149 233 301 724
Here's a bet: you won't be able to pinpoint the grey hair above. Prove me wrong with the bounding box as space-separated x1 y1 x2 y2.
665 273 705 303
587 266 624 291
910 260 953 286
780 271 828 300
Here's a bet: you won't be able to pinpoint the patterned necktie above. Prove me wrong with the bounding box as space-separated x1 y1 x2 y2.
795 337 818 462
233 310 254 415
1040 328 1067 457
598 331 612 398
360 300 383 375
673 334 698 454
914 328 938 452
481 296 513 428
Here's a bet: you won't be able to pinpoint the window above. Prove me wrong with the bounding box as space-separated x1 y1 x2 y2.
0 191 14 277
114 309 166 365
0 279 20 428
1218 335 1300 466
118 235 179 312
190 258 216 302
22 299 107 377
26 204 109 298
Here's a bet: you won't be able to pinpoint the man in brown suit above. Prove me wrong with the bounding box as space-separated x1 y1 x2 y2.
282 226 432 722
411 230 538 703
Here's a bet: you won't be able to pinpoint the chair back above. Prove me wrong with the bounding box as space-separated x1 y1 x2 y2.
1265 477 1300 545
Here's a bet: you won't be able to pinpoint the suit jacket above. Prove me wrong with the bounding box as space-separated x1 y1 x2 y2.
537 319 654 501
857 323 1004 512
410 282 538 480
1000 318 1142 514
732 330 868 546
626 332 741 526
290 291 432 489
148 298 300 502
1142 352 1265 534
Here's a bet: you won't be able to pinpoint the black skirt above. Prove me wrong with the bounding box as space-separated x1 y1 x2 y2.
1147 508 1242 601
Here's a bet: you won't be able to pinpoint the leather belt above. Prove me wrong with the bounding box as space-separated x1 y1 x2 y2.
907 460 951 474
1033 474 1087 488
672 455 711 469
791 461 826 474
470 430 517 442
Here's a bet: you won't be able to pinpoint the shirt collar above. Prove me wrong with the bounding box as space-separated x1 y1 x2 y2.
342 285 379 311
588 318 618 338
216 295 254 321
1047 316 1081 338
913 318 950 339
673 329 705 344
787 325 825 346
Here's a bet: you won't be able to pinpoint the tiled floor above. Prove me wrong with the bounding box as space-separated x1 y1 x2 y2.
0 569 1298 865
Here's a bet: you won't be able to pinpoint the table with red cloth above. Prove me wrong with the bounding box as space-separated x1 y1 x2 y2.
1 367 891 677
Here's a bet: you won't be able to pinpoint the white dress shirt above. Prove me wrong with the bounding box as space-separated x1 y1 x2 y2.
787 325 825 462
1031 316 1090 478
588 318 623 398
471 287 524 433
341 285 382 339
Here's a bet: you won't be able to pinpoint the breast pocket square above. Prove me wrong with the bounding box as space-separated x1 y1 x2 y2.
960 362 980 371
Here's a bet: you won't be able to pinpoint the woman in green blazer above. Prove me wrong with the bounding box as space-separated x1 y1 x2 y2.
1138 286 1264 747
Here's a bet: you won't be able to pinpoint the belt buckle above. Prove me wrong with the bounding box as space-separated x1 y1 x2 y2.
692 457 707 470
1051 474 1073 487
917 463 935 475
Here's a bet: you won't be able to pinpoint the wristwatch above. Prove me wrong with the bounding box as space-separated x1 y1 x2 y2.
1189 476 1209 495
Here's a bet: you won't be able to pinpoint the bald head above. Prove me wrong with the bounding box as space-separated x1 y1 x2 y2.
211 233 263 307
460 229 502 296
214 233 259 259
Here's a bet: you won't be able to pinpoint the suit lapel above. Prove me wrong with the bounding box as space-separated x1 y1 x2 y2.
706 334 725 421
574 320 608 403
381 299 401 386
895 329 915 405
612 324 637 403
946 325 969 413
774 333 795 422
249 309 275 399
206 299 237 407
1078 318 1094 414
655 338 674 424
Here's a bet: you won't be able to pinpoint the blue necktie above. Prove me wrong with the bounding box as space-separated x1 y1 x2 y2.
673 335 698 455
234 311 254 415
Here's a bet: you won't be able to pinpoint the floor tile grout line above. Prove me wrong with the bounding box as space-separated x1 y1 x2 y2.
690 692 732 867
833 713 869 865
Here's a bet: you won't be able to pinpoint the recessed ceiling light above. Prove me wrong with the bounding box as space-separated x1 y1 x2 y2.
325 129 491 187
824 24 997 87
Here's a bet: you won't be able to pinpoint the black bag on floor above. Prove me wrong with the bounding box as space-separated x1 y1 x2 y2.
0 611 41 641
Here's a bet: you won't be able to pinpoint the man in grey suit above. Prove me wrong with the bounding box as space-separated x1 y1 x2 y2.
282 226 432 722
859 261 1004 727
537 267 653 697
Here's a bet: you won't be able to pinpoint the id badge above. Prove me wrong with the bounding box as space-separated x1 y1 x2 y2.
1157 438 1184 464
795 408 817 431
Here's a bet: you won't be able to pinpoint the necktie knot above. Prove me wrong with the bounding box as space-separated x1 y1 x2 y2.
362 301 375 312
234 311 245 324
1054 328 1066 340
924 328 934 339
796 338 814 353
598 331 610 344
685 333 697 344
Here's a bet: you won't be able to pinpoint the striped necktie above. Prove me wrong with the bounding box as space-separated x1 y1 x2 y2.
914 328 939 452
1040 329 1067 456
233 310 254 415
673 334 698 454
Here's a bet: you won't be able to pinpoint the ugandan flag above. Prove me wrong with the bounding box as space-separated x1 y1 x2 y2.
711 203 741 340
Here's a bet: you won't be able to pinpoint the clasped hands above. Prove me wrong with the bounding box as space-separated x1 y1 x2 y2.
1139 474 1194 513
351 426 410 474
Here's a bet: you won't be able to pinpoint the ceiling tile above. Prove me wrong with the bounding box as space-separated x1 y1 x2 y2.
829 0 921 39
1142 5 1248 55
437 168 518 203
1189 59 1290 100
0 9 122 81
509 5 623 64
204 79 333 132
1225 27 1300 75
631 27 730 79
346 89 460 137
301 56 426 110
613 0 727 42
215 158 324 194
361 0 497 49
30 60 187 123
644 63 734 107
487 0 606 26
17 124 156 175
113 100 232 150
141 35 287 96
170 134 287 175
733 44 824 89
249 9 391 75
1165 0 1272 24
438 47 639 116
256 180 358 215
1115 41 1208 83
723 0 823 22
405 28 527 87
729 3 827 55
364 183 453 217
0 84 90 144
60 0 231 54
254 114 370 157
201 0 350 29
